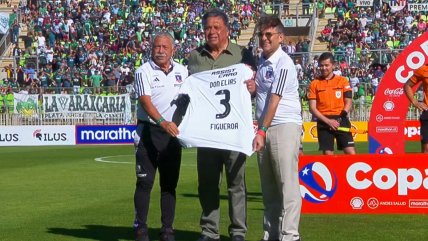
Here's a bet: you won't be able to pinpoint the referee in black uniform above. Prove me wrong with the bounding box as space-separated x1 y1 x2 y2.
133 32 189 241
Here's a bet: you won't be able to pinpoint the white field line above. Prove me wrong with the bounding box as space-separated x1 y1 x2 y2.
94 151 198 165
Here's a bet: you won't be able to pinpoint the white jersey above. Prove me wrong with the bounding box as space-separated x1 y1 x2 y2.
178 64 254 156
134 60 188 123
256 47 302 126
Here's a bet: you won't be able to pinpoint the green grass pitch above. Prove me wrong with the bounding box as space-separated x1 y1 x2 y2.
1 143 427 241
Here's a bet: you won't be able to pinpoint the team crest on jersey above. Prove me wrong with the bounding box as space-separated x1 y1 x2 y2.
264 66 274 80
175 74 183 83
335 91 342 98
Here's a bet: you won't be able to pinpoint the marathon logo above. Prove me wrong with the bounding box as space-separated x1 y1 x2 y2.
409 199 428 208
376 126 398 133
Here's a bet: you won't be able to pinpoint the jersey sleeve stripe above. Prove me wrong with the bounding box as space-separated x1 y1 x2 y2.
275 68 288 94
134 72 145 96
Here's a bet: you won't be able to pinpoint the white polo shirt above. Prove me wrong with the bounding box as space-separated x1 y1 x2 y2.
134 59 188 124
256 47 302 126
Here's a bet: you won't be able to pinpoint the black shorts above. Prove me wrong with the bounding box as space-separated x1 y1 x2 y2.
420 111 428 144
317 116 355 151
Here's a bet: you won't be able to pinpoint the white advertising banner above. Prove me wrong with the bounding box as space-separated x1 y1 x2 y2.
357 0 374 6
0 13 9 34
282 18 296 27
407 3 428 12
42 94 132 123
0 126 75 146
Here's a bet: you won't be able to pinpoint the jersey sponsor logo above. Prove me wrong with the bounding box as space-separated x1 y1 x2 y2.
335 90 342 98
264 66 274 80
175 74 182 83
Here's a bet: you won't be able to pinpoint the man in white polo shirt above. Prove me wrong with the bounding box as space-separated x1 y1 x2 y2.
133 32 188 241
252 15 303 241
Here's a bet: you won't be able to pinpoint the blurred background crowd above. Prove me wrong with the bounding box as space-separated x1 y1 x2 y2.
2 0 262 97
1 0 428 111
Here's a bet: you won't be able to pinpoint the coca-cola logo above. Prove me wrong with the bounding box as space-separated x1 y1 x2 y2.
384 88 404 97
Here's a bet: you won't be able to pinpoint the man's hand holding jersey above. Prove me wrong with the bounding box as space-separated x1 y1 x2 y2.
244 69 257 96
159 120 179 137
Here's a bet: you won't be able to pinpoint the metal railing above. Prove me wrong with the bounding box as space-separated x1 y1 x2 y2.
0 112 136 126
0 101 422 126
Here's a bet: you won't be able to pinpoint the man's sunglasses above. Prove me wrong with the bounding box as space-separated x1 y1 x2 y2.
257 32 280 38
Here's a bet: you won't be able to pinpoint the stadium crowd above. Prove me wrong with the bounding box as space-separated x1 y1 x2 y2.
1 0 262 99
284 0 428 105
1 0 428 112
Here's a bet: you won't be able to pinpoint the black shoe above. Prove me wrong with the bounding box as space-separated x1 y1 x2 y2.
135 229 150 241
196 235 220 241
232 236 245 241
160 230 175 241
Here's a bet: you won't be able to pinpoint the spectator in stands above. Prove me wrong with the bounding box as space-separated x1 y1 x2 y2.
283 0 290 17
349 71 359 97
16 65 24 87
11 0 262 94
38 70 50 94
284 40 296 55
316 0 326 18
90 70 103 95
371 65 384 96
12 21 19 44
302 0 311 15
4 64 13 81
295 59 303 81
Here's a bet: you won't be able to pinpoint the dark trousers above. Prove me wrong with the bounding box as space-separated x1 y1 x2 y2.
134 122 182 232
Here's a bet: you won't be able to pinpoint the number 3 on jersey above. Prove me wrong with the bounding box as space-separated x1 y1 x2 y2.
215 89 231 119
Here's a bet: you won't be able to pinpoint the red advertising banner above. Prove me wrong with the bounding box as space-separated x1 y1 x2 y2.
405 120 421 141
368 31 428 154
299 154 428 213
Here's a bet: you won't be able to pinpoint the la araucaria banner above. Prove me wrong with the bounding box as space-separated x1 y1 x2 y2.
42 94 132 123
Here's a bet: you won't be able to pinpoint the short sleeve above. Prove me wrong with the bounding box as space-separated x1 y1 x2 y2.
271 66 297 96
307 81 317 100
134 69 151 97
342 77 352 92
